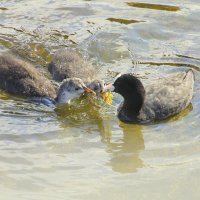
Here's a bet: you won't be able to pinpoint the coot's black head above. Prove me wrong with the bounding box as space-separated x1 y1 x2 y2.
102 74 146 117
113 74 145 98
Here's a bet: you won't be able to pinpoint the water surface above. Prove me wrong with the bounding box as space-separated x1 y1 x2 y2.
0 0 200 199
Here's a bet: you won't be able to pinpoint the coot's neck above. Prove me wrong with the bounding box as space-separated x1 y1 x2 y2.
118 92 145 123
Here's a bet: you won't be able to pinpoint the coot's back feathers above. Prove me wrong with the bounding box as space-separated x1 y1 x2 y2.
138 70 194 123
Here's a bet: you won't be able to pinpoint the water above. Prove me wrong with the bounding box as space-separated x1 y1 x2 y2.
0 0 200 199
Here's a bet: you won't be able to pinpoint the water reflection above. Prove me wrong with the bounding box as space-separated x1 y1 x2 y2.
105 122 144 173
0 0 200 197
55 94 105 125
126 2 180 12
53 91 194 174
0 7 8 11
107 18 144 25
55 95 145 174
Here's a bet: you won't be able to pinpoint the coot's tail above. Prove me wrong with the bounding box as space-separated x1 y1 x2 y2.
184 69 195 81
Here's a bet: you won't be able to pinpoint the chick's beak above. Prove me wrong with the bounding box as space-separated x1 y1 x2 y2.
83 86 96 94
85 87 91 93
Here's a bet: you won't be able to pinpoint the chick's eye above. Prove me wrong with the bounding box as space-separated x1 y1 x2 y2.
75 88 79 91
94 83 101 90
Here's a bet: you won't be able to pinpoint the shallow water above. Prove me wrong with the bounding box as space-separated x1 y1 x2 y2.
0 0 200 199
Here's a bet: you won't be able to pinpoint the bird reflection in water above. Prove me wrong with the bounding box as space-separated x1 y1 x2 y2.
56 97 145 174
100 121 144 173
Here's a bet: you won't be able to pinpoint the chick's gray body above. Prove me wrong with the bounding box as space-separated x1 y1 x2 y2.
0 54 56 98
48 50 95 83
48 49 105 95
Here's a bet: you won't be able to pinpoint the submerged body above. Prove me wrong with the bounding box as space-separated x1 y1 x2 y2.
109 70 194 124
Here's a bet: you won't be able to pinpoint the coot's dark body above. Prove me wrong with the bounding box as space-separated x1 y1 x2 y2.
111 70 194 124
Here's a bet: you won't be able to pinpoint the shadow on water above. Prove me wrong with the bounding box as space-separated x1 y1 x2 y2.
126 2 180 12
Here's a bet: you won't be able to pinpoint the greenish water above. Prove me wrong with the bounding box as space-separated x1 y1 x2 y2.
0 0 200 199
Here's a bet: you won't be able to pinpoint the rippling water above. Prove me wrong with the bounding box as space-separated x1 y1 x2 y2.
0 0 200 199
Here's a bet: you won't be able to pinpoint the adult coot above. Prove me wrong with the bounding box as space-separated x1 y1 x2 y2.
104 70 194 123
